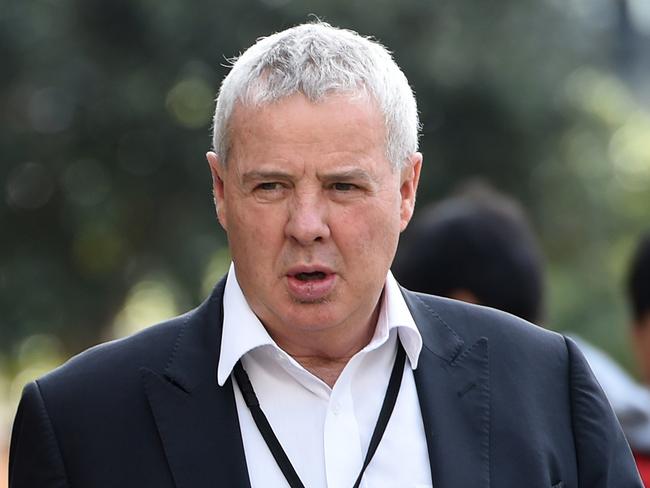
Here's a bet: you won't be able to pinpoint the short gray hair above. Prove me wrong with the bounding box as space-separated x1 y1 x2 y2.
212 22 420 170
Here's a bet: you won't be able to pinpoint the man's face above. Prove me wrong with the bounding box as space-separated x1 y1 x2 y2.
207 93 421 347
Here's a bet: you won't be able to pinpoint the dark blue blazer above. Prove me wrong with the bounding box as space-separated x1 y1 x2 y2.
9 277 643 487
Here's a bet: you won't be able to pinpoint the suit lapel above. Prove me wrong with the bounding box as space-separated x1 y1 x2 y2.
404 290 491 488
142 278 251 488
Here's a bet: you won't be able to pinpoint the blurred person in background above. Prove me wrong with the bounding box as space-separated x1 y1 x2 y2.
627 232 650 481
629 233 650 387
9 23 641 488
393 181 544 324
394 181 650 485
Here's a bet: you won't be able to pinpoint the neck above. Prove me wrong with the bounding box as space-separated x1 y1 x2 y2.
292 355 355 388
268 306 380 388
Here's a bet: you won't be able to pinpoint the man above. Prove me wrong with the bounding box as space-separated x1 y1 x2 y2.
9 22 642 487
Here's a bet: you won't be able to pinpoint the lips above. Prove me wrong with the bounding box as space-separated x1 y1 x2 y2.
286 266 336 302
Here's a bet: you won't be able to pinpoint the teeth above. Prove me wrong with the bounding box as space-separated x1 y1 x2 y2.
296 272 326 281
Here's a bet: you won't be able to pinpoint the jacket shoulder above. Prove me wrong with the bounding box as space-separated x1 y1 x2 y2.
404 289 567 359
408 289 559 334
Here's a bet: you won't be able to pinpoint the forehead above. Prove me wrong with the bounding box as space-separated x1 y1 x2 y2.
227 93 388 162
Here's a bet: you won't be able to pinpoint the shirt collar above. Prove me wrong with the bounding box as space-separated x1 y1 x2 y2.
217 263 275 386
217 264 423 386
376 270 423 369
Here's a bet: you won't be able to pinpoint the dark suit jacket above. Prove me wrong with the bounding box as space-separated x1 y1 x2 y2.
9 277 643 487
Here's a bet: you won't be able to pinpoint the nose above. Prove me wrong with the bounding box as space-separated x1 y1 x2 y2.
285 191 330 246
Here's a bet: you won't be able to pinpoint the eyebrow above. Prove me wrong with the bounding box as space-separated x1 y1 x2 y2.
319 168 373 183
241 170 293 185
241 168 374 184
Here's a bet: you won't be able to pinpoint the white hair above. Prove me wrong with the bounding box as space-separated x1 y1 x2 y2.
212 21 420 170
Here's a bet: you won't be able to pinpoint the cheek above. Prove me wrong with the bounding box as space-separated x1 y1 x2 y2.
227 204 286 262
338 203 401 262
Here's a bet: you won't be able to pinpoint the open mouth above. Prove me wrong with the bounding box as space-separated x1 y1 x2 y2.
294 271 327 281
286 268 336 301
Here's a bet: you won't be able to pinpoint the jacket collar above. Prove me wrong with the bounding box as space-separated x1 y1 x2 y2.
404 289 491 488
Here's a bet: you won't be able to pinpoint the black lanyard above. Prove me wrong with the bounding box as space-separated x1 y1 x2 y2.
233 342 406 488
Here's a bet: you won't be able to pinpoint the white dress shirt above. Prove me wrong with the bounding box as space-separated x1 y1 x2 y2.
217 264 433 488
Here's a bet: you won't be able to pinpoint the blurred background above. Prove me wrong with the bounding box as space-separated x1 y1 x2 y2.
2 0 650 482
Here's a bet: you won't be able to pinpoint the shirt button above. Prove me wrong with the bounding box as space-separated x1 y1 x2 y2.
331 401 341 415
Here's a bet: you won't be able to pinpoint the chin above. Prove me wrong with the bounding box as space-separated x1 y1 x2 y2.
284 305 343 331
289 295 332 305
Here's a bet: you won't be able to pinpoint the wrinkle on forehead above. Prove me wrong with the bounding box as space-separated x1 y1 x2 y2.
227 93 388 164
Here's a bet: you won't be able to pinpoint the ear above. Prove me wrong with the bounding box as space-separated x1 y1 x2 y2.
206 151 228 230
398 152 422 232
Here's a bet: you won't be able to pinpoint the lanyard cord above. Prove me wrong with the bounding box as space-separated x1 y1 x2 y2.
233 342 407 488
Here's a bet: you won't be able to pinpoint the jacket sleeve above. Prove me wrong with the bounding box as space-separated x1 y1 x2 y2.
9 381 70 488
566 337 643 487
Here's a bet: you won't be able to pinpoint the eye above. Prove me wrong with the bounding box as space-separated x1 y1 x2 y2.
256 182 283 191
331 182 358 192
252 181 288 202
